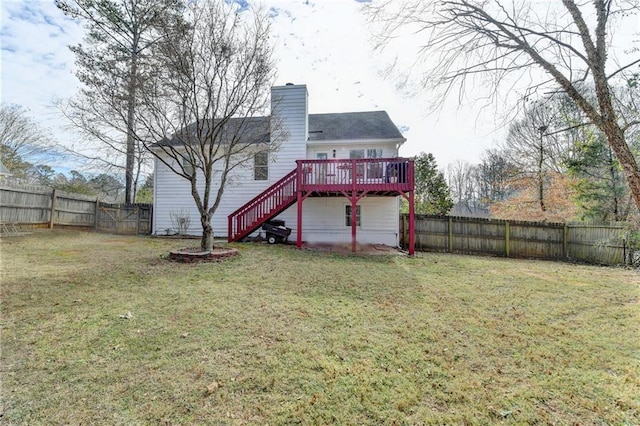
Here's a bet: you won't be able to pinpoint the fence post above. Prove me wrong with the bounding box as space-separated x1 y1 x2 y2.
116 205 122 234
49 189 57 229
448 216 454 253
505 221 510 257
136 205 141 235
563 224 569 259
94 200 100 230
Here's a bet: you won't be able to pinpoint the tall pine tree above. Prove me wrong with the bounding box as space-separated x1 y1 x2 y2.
56 0 185 203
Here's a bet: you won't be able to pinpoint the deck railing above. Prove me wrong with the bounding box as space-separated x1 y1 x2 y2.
296 158 413 191
227 169 298 242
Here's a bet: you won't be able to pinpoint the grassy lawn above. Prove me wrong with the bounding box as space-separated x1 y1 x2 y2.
1 230 639 425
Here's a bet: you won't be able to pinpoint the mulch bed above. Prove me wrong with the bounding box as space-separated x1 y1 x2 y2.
169 247 239 263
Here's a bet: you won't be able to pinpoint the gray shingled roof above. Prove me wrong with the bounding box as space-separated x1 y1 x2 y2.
156 116 271 147
156 110 404 147
308 111 404 142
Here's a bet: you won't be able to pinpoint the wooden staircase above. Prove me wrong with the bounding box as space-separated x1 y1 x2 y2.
227 169 298 242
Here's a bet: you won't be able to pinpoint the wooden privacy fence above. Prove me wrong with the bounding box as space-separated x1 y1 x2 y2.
400 214 636 266
0 184 152 235
96 203 153 235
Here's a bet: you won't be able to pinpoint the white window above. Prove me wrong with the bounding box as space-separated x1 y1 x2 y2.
349 149 364 159
254 151 268 180
345 205 361 227
367 148 383 158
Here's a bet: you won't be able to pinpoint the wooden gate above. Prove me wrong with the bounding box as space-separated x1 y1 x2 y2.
96 203 152 235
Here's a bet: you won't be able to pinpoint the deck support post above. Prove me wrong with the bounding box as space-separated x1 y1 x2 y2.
408 160 415 256
351 196 358 253
351 159 358 253
296 161 303 249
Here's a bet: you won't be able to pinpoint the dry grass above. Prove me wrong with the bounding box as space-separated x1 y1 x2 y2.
1 229 639 425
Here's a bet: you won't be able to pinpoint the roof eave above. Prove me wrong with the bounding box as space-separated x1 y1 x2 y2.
307 137 406 146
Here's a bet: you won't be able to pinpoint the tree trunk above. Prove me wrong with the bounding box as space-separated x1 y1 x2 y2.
601 124 640 218
607 148 620 221
538 159 545 212
200 214 214 252
538 174 545 212
125 46 138 205
537 134 546 212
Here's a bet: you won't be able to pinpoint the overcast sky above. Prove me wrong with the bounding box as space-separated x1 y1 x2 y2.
0 0 536 173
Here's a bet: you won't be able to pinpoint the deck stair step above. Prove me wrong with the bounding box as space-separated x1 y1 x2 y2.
227 169 298 242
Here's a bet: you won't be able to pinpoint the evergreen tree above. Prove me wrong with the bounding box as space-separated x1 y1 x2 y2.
31 165 56 186
135 173 153 204
567 131 632 222
412 152 453 215
56 0 185 203
89 173 125 202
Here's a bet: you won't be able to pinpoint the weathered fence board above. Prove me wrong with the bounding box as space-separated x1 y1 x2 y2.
51 190 97 227
401 214 634 266
509 222 565 259
96 203 152 235
453 218 506 255
567 225 626 265
0 186 53 224
0 184 152 235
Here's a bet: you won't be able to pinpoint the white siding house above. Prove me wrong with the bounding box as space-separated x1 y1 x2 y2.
153 84 407 247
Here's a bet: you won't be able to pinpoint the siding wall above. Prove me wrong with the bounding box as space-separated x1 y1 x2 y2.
153 84 402 245
306 142 397 160
153 84 309 237
153 157 273 237
274 197 400 246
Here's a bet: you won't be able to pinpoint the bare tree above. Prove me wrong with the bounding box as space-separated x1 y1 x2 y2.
501 99 566 212
368 1 640 213
0 104 57 177
56 96 151 200
138 0 278 251
446 160 479 215
476 148 514 208
56 0 184 203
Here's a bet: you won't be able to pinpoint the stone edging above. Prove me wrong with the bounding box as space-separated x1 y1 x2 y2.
169 247 239 263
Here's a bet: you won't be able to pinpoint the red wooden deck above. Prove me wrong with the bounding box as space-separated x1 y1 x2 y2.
297 158 413 195
228 158 415 254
